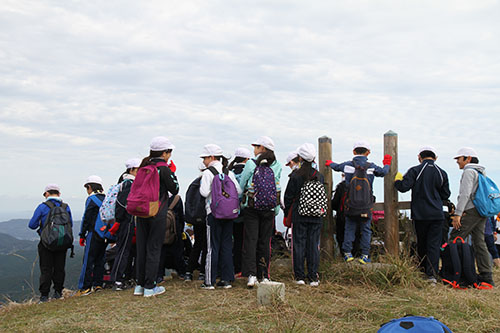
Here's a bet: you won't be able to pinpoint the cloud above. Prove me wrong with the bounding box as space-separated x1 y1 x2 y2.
0 0 499 219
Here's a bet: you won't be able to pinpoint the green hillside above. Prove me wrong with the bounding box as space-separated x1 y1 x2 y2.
1 258 499 332
0 233 83 303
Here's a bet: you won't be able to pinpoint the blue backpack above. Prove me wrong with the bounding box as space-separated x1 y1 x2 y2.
473 170 500 217
89 196 117 242
378 316 452 332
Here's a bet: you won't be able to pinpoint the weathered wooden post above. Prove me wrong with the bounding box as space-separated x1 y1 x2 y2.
383 130 399 256
318 136 335 259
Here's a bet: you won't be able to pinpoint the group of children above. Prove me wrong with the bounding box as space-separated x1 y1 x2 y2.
29 136 395 301
33 136 499 301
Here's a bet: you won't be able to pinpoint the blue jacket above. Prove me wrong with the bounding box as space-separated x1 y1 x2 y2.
329 156 389 188
395 159 450 221
29 197 73 235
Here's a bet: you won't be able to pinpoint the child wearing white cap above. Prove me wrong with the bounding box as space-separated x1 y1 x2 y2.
325 141 392 264
228 147 252 276
284 143 325 286
29 184 73 302
109 158 142 291
239 136 282 287
133 136 179 297
77 175 106 296
199 144 242 289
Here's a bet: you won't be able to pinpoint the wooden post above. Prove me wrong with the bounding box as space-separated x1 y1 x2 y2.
318 136 335 259
383 130 399 256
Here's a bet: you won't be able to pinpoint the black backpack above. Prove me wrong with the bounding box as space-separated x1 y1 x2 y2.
184 176 207 226
40 201 74 254
345 162 374 218
298 171 328 218
439 236 491 289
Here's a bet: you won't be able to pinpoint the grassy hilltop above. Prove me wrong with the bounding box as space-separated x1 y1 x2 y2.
1 257 499 332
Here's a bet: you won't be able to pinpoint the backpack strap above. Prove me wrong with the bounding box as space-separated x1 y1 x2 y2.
44 200 56 209
169 195 181 210
208 166 219 176
89 195 103 207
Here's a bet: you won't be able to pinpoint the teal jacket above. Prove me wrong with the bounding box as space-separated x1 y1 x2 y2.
239 158 282 215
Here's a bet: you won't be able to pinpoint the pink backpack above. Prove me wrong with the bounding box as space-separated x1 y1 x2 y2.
126 161 168 218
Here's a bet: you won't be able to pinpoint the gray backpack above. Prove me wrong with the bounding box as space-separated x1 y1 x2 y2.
40 201 74 252
164 195 181 245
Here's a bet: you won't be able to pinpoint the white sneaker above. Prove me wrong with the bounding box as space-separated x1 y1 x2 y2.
309 281 319 287
247 275 257 288
133 285 144 296
295 280 306 285
261 278 270 284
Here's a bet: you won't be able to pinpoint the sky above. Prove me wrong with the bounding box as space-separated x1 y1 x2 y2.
0 0 499 223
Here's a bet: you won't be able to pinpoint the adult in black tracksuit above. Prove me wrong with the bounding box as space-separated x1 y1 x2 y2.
135 138 179 296
78 176 106 293
158 195 186 281
284 144 324 285
110 168 138 290
395 148 450 280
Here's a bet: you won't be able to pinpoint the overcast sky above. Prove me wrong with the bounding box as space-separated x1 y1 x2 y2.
1 0 499 222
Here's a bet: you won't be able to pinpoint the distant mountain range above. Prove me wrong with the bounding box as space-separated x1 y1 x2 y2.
0 219 82 241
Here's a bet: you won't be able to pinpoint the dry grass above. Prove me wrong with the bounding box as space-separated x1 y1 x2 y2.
1 257 500 332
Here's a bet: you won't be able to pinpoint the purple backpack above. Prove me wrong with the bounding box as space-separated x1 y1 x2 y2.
208 167 239 220
252 161 277 210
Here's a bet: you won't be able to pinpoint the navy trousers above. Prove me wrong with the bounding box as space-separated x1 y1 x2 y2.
292 220 321 282
414 219 443 277
205 214 234 285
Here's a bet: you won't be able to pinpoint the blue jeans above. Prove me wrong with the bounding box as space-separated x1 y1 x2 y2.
342 216 371 256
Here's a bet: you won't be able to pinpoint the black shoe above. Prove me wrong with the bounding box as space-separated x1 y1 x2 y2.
39 295 49 303
198 273 205 281
479 273 495 286
184 272 193 282
53 291 63 299
216 280 232 289
200 283 215 290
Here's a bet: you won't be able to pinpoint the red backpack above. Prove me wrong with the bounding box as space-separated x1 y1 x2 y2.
126 161 167 218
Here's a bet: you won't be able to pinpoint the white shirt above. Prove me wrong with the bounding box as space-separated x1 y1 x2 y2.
199 160 242 215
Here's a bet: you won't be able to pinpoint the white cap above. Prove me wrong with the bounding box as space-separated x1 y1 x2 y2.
44 183 60 193
85 175 103 186
234 147 252 159
353 140 371 150
125 158 141 169
252 136 275 151
150 136 175 151
298 143 316 162
199 144 223 157
454 147 478 159
285 151 298 165
418 146 436 155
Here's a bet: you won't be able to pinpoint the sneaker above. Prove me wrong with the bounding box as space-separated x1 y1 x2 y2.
198 273 206 281
75 288 92 296
295 280 306 285
133 285 144 296
309 281 319 287
201 283 215 290
247 275 258 288
184 272 193 282
261 278 270 283
113 282 124 291
144 286 166 297
344 252 354 263
427 277 437 284
92 286 103 293
38 295 49 303
52 291 63 300
358 255 371 265
216 280 232 289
